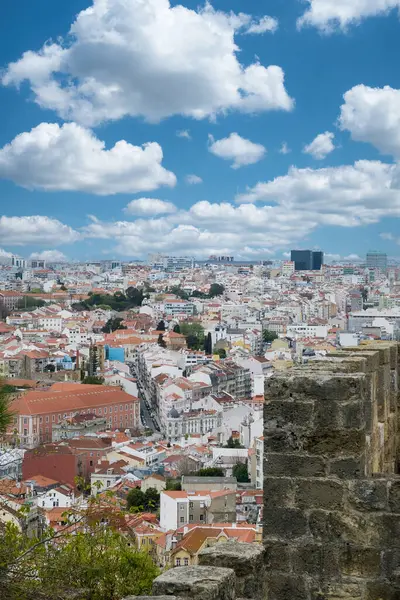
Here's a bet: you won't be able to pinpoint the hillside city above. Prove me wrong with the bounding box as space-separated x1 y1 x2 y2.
0 248 396 574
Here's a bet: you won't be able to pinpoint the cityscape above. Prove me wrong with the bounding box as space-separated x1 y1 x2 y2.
2 0 400 598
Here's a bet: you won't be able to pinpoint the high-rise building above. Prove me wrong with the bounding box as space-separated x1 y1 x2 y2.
290 250 324 271
312 251 324 271
291 250 313 271
366 251 387 271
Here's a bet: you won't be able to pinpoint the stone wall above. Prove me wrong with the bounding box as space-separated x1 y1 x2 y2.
124 341 400 600
263 341 400 599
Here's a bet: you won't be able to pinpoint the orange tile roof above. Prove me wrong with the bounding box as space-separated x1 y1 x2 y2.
11 385 138 416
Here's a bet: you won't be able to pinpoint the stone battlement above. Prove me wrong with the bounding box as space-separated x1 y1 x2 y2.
127 341 400 600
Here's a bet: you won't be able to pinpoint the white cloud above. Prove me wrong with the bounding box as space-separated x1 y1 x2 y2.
124 198 177 216
186 174 203 185
80 156 400 258
0 216 79 245
244 16 279 34
381 232 395 240
282 252 291 258
279 142 291 155
2 0 293 126
0 248 13 258
176 130 192 140
344 254 362 261
0 122 176 195
236 160 400 226
30 250 68 262
297 0 400 32
208 133 266 169
339 85 400 157
303 131 336 160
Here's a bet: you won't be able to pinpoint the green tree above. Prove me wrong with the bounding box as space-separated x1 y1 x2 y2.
157 334 167 348
102 317 127 333
216 348 226 359
180 322 204 350
127 488 145 512
144 488 160 512
225 436 244 448
0 381 14 437
263 330 278 343
165 480 181 491
60 284 67 291
173 324 181 334
126 287 145 306
197 467 224 477
191 290 208 299
156 320 166 331
169 286 189 300
232 462 250 483
208 283 225 298
204 332 212 355
17 296 45 310
0 507 158 600
82 376 105 385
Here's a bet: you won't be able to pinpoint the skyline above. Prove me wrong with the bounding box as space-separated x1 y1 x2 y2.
1 0 400 261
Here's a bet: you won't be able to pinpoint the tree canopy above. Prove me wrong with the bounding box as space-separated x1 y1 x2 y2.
75 288 146 312
0 499 158 600
197 467 224 477
127 487 160 513
102 317 127 333
180 322 205 350
263 330 278 343
0 381 13 438
82 376 105 385
232 462 250 483
208 283 225 298
225 436 244 449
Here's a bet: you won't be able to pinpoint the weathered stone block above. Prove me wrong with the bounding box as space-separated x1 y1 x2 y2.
264 542 291 571
267 574 309 600
291 544 339 578
309 510 378 546
339 545 381 577
303 429 365 457
152 567 235 600
370 513 400 547
348 480 388 511
264 429 302 452
264 400 314 427
264 477 293 507
265 454 326 477
329 457 365 479
388 480 400 512
295 480 344 510
263 508 308 540
365 581 400 600
198 542 266 600
311 582 363 599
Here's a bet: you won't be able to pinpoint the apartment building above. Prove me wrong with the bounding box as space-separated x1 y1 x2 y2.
0 291 23 311
10 383 140 448
160 490 236 531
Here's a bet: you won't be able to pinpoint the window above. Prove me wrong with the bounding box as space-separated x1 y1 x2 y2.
90 461 93 467
125 404 128 410
199 515 204 521
176 559 181 566
189 501 193 508
98 408 102 414
180 517 184 523
106 480 111 487
52 415 55 422
23 429 27 436
114 406 117 412
46 416 49 423
39 417 43 424
58 414 62 421
23 418 27 425
120 405 123 411
184 558 189 566
189 515 193 521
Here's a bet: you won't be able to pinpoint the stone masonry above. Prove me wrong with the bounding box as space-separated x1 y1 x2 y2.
127 341 400 600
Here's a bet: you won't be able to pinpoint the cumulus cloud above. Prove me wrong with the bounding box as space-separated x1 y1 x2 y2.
279 142 291 155
0 216 79 245
30 250 68 262
0 122 176 195
339 85 400 157
244 16 279 35
208 133 266 169
124 198 177 216
186 174 203 185
78 154 400 258
2 0 293 126
176 130 192 140
0 248 13 258
303 131 336 160
297 0 400 32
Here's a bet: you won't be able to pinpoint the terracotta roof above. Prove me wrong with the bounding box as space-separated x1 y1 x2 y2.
12 385 138 416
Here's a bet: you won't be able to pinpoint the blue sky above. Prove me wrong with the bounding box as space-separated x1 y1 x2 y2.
1 0 400 262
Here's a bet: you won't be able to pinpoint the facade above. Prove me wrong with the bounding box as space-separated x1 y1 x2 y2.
10 384 140 448
0 291 23 311
290 250 324 271
366 250 387 271
149 254 194 271
160 490 237 531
